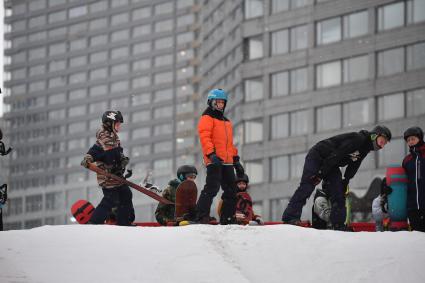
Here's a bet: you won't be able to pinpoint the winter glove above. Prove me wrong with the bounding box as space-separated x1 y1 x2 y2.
121 155 130 169
208 152 223 165
81 155 94 168
233 155 245 177
124 169 133 179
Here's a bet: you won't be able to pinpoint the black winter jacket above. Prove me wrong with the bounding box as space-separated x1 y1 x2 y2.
402 141 425 210
312 130 374 180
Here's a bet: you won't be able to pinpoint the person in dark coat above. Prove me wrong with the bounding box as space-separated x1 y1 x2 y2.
282 125 392 230
402 126 425 232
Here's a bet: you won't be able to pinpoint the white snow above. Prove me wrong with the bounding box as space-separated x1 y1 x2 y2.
1 224 424 283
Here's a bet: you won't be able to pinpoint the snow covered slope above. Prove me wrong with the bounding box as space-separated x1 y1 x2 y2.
1 225 424 283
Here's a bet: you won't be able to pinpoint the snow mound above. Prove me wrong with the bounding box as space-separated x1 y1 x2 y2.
1 225 424 283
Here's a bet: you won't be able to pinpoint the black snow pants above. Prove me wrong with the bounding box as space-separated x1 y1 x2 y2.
282 149 346 227
90 185 133 226
196 164 237 224
408 209 425 232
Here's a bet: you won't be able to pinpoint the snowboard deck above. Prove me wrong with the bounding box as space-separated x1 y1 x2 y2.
175 180 198 222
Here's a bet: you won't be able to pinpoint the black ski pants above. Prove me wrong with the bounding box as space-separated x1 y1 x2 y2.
90 185 133 226
408 209 425 232
196 164 237 224
282 149 346 226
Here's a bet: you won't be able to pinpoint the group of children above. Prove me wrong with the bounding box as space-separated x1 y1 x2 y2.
80 87 424 231
310 126 425 232
81 88 262 226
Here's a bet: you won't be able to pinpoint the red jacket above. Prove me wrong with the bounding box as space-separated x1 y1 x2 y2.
198 107 238 165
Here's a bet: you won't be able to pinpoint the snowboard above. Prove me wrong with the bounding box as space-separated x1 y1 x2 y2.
86 163 173 205
71 200 95 224
386 165 408 222
175 180 197 222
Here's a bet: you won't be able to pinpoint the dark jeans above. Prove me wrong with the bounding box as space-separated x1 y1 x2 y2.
196 164 237 224
408 209 425 232
90 185 133 226
282 149 346 226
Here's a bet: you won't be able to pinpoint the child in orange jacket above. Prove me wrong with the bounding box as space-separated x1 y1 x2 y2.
196 88 244 224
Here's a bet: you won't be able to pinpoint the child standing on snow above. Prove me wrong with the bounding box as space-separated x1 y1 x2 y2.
155 165 198 225
402 127 425 232
81 110 133 226
196 88 244 224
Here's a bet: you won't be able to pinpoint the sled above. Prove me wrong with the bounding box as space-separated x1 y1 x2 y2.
71 200 95 224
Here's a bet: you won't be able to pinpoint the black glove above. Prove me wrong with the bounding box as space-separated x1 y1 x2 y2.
208 152 223 165
121 155 130 169
124 169 133 179
233 156 245 177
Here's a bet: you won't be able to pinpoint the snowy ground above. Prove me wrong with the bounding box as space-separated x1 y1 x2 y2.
0 225 424 283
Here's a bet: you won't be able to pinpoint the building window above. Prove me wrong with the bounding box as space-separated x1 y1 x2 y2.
111 29 130 42
290 110 309 136
154 37 173 50
245 0 263 19
290 67 308 93
407 0 425 24
154 141 173 153
378 93 405 121
69 5 87 18
271 0 289 13
378 1 405 31
244 120 263 143
316 60 341 88
316 104 341 132
133 58 151 71
245 160 263 184
317 17 341 45
154 123 173 136
133 42 151 55
25 195 43 212
271 71 289 97
343 99 371 127
132 7 151 20
343 10 368 39
290 152 306 179
377 47 405 77
343 55 369 83
271 113 289 139
406 42 425 71
271 29 289 55
290 25 308 51
111 12 129 26
406 88 425 116
132 127 150 139
378 139 406 167
154 2 173 15
271 155 289 181
155 19 173 33
245 36 263 60
244 78 263 101
110 81 129 93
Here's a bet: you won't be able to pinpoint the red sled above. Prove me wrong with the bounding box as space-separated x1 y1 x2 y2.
71 200 95 224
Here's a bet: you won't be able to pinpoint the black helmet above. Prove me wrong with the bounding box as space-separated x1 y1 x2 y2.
403 126 424 141
102 110 123 131
177 165 197 181
102 110 124 124
235 174 249 184
372 125 392 141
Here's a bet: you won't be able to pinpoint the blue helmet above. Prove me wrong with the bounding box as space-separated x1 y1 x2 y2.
207 89 228 112
207 88 228 101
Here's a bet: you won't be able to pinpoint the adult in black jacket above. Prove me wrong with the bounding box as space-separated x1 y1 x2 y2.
282 125 392 230
402 126 425 232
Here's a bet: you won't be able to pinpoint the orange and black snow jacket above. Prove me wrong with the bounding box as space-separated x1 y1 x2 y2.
198 107 238 165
